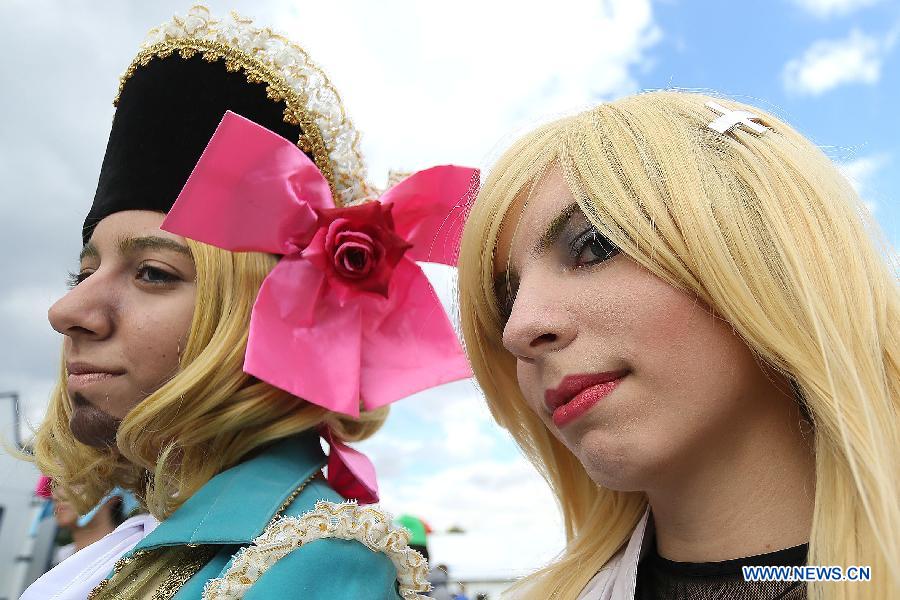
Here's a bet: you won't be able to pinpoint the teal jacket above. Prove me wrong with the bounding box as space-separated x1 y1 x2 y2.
113 434 405 599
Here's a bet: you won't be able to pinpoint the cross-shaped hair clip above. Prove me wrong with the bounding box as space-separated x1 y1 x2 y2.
705 101 768 135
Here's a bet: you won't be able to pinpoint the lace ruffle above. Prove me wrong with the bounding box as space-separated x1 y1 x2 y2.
120 4 373 207
202 501 432 599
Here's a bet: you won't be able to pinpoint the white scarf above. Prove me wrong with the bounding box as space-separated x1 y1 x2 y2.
20 513 159 600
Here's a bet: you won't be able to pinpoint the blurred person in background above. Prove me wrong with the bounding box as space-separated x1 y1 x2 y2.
397 514 455 599
430 564 453 600
26 476 157 597
51 491 125 564
452 582 471 600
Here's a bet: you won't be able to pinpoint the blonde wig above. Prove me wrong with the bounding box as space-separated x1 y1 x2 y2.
458 91 899 599
34 240 387 519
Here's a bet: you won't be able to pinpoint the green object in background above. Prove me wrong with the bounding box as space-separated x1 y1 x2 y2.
396 514 430 546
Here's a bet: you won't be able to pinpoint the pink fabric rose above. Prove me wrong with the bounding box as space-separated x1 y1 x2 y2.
309 201 412 297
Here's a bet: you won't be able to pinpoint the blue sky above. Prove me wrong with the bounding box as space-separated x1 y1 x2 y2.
1 0 897 586
648 0 899 244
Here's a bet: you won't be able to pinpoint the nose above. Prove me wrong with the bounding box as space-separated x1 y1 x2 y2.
501 276 575 359
48 273 114 341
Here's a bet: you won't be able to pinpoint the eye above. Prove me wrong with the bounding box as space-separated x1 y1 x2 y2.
499 294 515 325
571 228 620 268
494 273 519 325
66 270 92 289
137 265 179 285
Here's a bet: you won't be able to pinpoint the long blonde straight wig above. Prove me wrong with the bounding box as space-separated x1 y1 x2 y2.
34 240 387 519
458 91 899 599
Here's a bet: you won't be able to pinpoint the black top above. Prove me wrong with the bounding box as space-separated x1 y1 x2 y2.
634 543 808 600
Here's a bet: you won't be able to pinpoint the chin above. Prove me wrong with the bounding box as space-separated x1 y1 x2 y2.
69 394 122 448
572 430 657 492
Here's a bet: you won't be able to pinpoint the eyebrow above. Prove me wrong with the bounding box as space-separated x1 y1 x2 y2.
79 236 192 262
79 244 99 262
534 202 581 255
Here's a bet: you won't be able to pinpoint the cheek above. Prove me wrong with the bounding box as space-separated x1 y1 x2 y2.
565 271 748 475
55 510 75 526
609 276 764 456
61 335 73 357
628 283 753 403
516 361 545 416
124 292 196 382
588 264 722 381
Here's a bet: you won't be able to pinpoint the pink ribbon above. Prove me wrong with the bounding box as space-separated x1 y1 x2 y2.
162 111 478 502
322 428 378 504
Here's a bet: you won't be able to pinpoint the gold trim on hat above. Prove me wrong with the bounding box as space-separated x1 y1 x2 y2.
114 6 374 207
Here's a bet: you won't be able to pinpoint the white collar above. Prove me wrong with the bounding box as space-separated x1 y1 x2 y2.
21 513 159 600
578 507 653 600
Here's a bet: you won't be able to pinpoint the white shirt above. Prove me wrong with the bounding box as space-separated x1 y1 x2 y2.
20 513 159 600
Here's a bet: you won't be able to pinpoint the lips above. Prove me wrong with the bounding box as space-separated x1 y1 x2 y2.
67 362 124 376
66 362 124 390
545 371 627 427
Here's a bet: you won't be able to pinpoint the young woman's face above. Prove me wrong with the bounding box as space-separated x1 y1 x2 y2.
495 168 793 491
48 210 197 447
52 497 79 529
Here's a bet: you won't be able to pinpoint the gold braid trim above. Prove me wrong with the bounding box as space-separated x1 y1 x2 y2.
115 37 335 198
85 550 146 600
114 5 375 207
86 546 218 600
86 470 323 600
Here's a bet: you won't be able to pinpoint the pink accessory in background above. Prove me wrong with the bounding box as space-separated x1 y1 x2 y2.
35 474 53 499
162 110 478 502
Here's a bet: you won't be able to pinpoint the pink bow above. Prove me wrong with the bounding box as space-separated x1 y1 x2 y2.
162 111 478 502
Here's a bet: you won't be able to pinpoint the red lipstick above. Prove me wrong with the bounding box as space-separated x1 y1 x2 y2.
545 371 626 427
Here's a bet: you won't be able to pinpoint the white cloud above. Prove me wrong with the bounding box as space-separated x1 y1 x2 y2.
376 457 565 580
267 0 662 179
357 379 502 470
419 263 461 330
782 29 895 95
0 285 63 432
0 372 58 443
836 153 891 212
0 286 59 340
791 0 883 18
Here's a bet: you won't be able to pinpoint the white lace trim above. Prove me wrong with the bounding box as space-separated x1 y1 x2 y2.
128 4 372 206
202 501 432 599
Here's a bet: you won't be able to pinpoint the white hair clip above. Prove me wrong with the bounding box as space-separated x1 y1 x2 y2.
705 101 768 135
